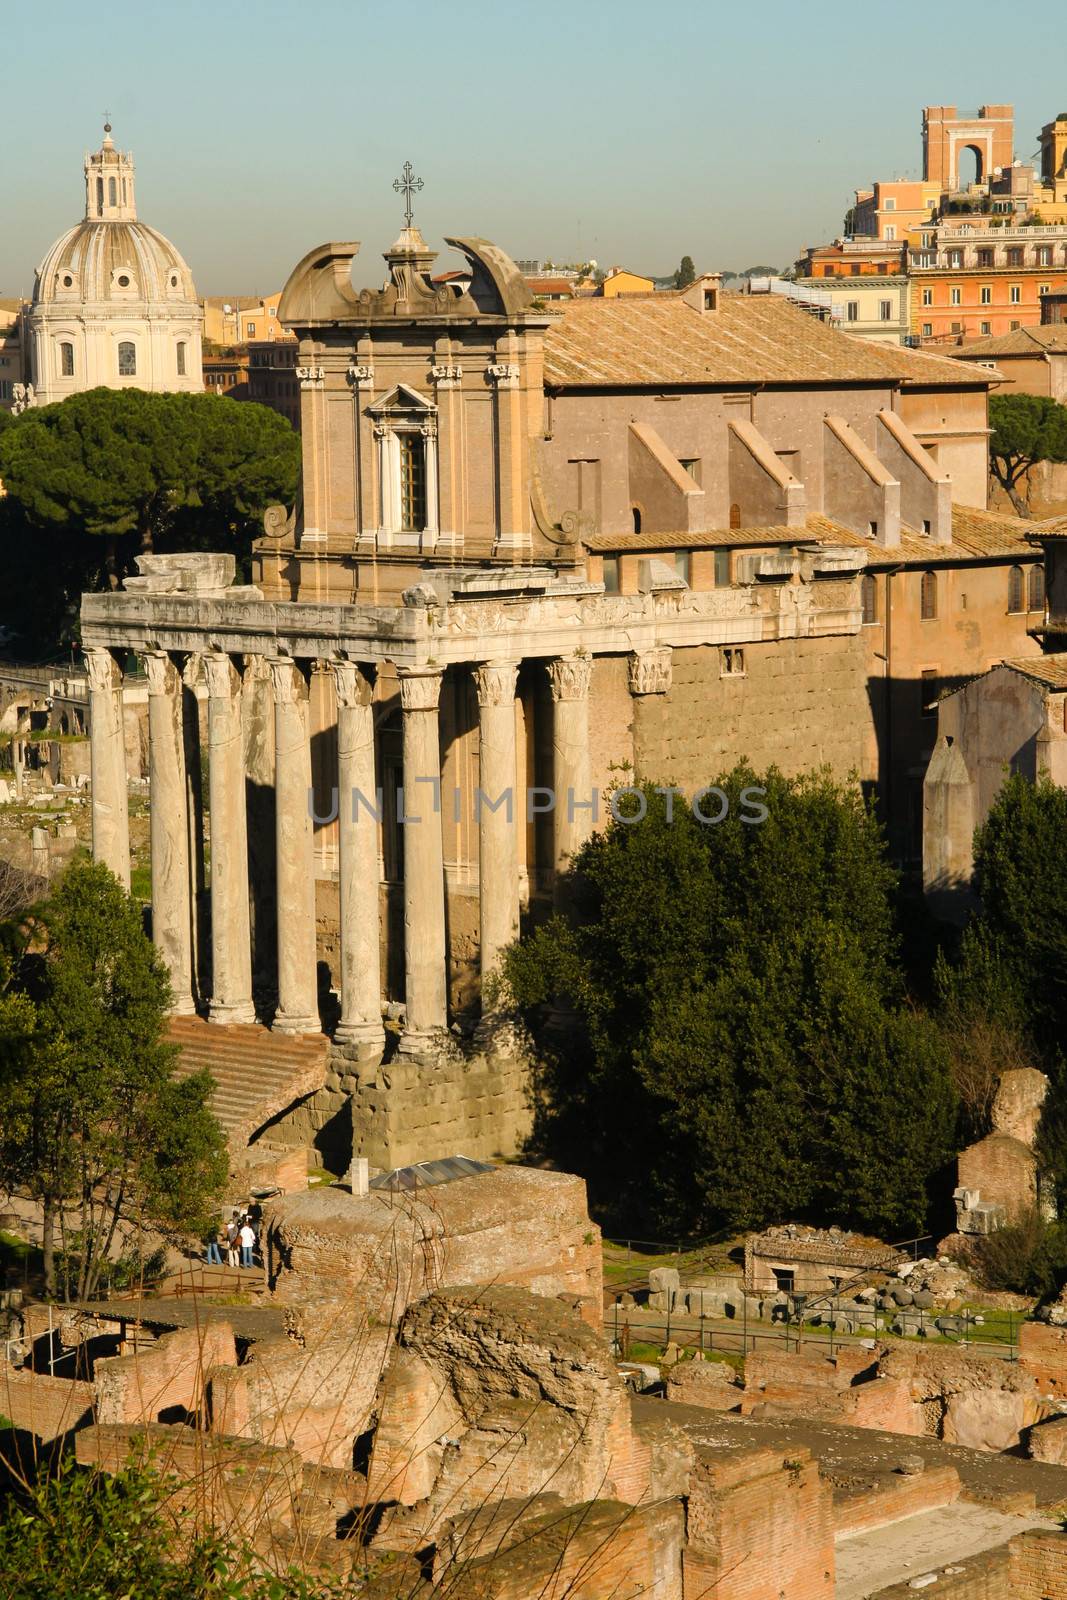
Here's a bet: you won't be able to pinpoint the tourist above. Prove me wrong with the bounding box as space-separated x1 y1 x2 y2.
238 1217 257 1269
225 1212 241 1268
204 1225 222 1267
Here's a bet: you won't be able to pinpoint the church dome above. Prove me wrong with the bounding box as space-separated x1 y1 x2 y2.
33 219 197 308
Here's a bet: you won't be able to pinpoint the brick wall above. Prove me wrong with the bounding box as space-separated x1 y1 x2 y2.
682 1445 834 1600
0 1368 94 1442
1009 1529 1067 1598
93 1322 236 1426
1019 1323 1067 1399
958 1134 1037 1220
832 1464 960 1538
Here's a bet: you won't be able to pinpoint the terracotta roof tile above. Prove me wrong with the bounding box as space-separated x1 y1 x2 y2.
543 295 989 389
1001 655 1067 690
952 326 1067 359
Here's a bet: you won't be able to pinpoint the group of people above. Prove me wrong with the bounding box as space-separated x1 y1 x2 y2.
204 1208 259 1270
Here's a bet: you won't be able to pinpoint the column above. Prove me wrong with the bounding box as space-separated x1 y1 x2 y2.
181 654 207 1009
143 650 195 1014
547 655 594 879
474 660 520 998
397 665 447 1056
333 660 385 1055
85 647 130 890
203 652 254 1025
269 658 319 1034
628 647 673 783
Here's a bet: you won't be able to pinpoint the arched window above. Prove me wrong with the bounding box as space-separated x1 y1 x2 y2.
1029 564 1046 613
861 573 878 625
96 176 104 215
632 506 642 534
117 341 136 377
920 570 938 621
729 502 742 530
1007 564 1025 614
108 176 117 207
59 342 74 377
176 341 187 377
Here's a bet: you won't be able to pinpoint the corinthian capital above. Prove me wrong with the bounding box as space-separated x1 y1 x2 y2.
397 665 444 713
547 655 592 703
85 647 121 694
473 661 518 709
268 657 309 705
628 647 673 697
203 652 241 701
142 650 178 698
333 660 375 710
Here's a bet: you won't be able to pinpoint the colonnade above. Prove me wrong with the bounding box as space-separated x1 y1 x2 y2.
84 645 604 1058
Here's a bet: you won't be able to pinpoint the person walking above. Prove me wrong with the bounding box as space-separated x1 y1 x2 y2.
238 1217 256 1269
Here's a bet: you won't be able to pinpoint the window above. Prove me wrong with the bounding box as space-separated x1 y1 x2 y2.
948 250 963 269
981 321 991 335
116 274 130 288
679 457 701 484
861 573 878 624
1010 285 1021 305
1008 247 1023 267
951 321 962 334
1039 246 1052 267
674 551 691 584
176 341 187 376
1010 320 1021 331
631 506 642 534
728 503 741 530
714 550 731 587
96 176 103 215
879 299 893 321
950 287 961 306
59 341 74 377
922 322 933 337
980 285 992 305
920 668 940 718
1008 564 1025 613
977 248 994 267
117 341 136 376
1029 565 1045 612
1039 284 1050 298
920 570 937 620
108 176 116 206
850 263 861 275
0 380 10 402
602 557 619 595
772 1268 795 1294
884 225 896 240
247 322 256 337
703 288 717 310
884 197 896 211
721 647 745 676
922 287 933 306
399 432 427 531
847 300 859 322
921 232 934 248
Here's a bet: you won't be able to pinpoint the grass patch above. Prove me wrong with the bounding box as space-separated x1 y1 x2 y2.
129 863 152 902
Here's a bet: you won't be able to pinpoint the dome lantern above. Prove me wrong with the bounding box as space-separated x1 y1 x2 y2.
84 120 137 221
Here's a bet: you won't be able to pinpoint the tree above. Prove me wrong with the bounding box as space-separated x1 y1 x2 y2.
0 860 227 1297
739 264 781 278
0 388 300 588
501 767 956 1238
988 393 1067 515
673 255 696 290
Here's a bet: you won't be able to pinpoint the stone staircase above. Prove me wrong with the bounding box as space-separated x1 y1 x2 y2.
166 1015 331 1151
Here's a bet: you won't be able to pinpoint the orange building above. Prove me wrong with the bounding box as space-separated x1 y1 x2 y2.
795 239 906 279
911 224 1067 342
851 180 940 242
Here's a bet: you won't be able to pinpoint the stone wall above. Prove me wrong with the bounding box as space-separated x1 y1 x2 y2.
0 1368 94 1442
94 1321 236 1426
1019 1322 1067 1398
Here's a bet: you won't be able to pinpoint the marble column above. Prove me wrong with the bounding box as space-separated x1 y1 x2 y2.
143 650 195 1014
547 655 595 879
85 647 130 890
204 652 255 1025
269 658 319 1035
333 660 385 1055
397 665 447 1057
474 660 520 999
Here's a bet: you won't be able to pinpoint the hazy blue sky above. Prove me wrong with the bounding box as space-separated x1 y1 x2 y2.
5 0 1066 297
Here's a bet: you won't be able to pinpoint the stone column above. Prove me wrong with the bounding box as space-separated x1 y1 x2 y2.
547 655 595 879
143 650 195 1014
269 658 319 1035
397 665 447 1057
85 647 130 890
333 661 385 1055
474 660 520 997
628 647 673 783
204 652 254 1025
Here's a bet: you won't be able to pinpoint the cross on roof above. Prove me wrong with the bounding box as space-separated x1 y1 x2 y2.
393 161 423 229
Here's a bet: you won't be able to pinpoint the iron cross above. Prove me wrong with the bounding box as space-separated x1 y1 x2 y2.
393 161 423 228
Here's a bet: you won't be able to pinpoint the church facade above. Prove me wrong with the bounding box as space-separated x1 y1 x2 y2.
79 201 1045 1171
26 125 202 406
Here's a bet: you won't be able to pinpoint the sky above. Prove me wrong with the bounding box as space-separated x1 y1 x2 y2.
4 0 1067 298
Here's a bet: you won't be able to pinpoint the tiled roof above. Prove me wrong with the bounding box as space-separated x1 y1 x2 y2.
543 293 990 389
952 326 1067 358
1033 515 1067 539
586 507 1037 564
1001 655 1067 690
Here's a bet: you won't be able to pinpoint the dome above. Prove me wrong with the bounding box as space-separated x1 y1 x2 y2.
33 219 198 308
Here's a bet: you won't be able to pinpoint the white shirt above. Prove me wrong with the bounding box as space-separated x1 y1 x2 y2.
238 1224 256 1248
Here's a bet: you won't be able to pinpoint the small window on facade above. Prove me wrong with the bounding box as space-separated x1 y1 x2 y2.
1010 320 1021 331
247 322 256 337
62 274 73 288
879 299 892 321
59 341 74 377
920 668 940 718
96 176 104 214
631 506 641 534
1010 285 1021 304
176 341 187 376
108 177 117 206
118 340 136 376
170 274 178 288
977 248 993 267
399 432 427 531
1029 565 1045 612
869 521 878 537
951 321 962 335
950 287 961 306
948 250 962 269
1008 565 1025 613
1008 247 1023 267
922 519 932 535
861 573 878 624
1039 284 1050 298
922 287 933 306
674 551 690 584
703 288 717 311
980 286 991 305
117 274 131 289
721 646 745 676
1039 246 1052 267
922 323 933 337
847 301 859 322
602 557 619 595
920 570 937 620
884 225 896 241
772 1268 795 1294
981 321 991 335
714 550 731 588
679 457 701 484
729 503 741 530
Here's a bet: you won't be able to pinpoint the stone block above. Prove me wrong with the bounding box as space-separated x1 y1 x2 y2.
648 1266 680 1297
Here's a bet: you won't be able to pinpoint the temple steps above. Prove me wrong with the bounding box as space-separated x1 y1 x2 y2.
166 1015 331 1147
